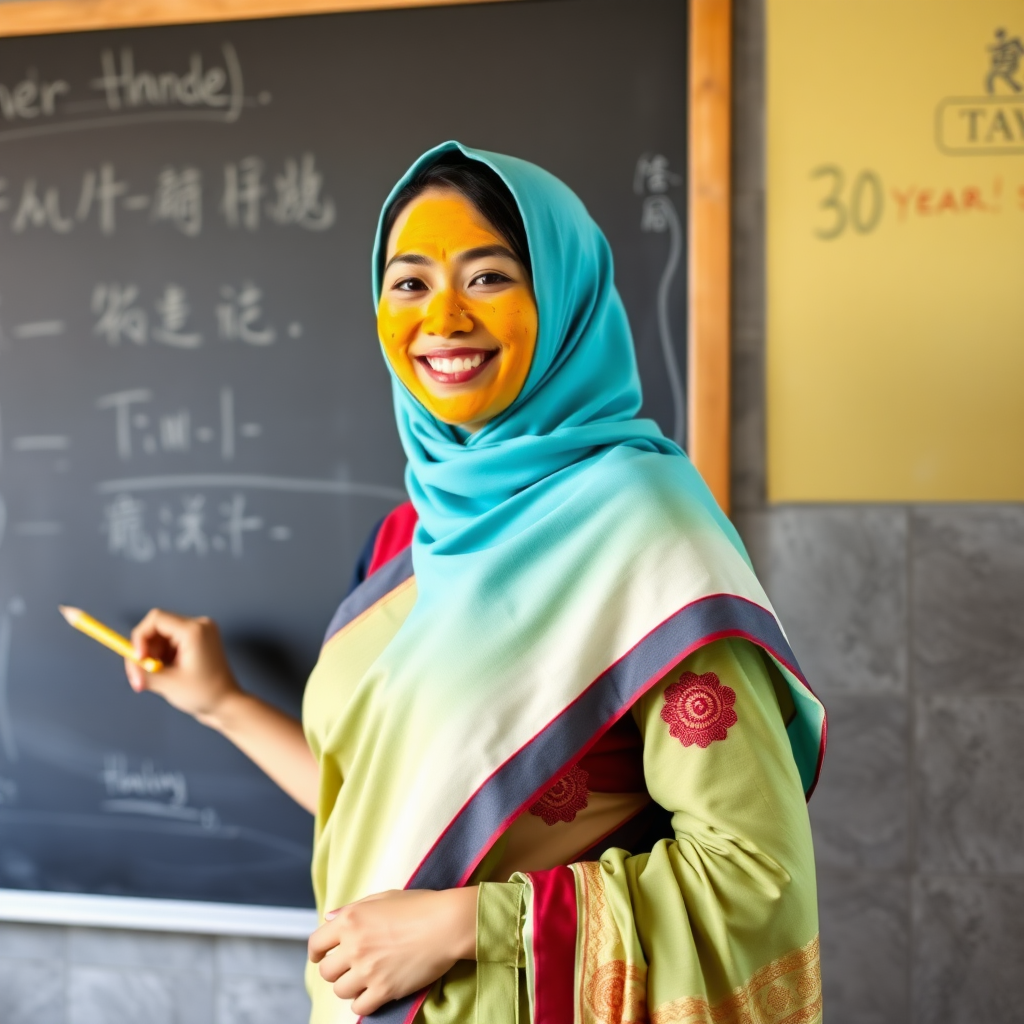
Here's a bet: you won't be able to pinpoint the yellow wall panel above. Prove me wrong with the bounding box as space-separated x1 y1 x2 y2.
767 0 1024 501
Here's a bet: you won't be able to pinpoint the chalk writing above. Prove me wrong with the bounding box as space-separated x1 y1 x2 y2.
223 153 335 231
11 320 65 339
0 44 251 147
102 491 283 562
1 155 331 236
102 752 186 805
92 282 289 348
104 493 156 561
217 283 276 344
96 387 257 461
221 156 264 229
636 153 685 447
634 153 682 195
101 752 219 828
11 178 74 233
153 285 202 347
267 154 336 230
0 70 70 123
151 167 202 236
76 164 127 235
93 284 147 344
92 48 232 114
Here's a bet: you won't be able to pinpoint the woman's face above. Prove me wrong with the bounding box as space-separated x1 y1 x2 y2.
378 188 538 431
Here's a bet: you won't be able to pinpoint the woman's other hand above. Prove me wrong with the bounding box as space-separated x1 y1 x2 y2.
308 887 478 1015
126 609 239 726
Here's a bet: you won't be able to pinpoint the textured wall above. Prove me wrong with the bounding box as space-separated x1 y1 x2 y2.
3 3 1024 1022
0 923 310 1024
732 2 1024 1022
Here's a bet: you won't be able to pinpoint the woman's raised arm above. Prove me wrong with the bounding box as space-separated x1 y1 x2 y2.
127 609 319 814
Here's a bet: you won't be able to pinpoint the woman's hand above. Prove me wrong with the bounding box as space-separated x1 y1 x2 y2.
126 609 240 726
308 887 478 1015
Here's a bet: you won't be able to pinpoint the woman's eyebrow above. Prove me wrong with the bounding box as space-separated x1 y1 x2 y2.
457 244 517 263
384 252 433 272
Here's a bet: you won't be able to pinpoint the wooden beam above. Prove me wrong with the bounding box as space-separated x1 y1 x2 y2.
688 0 732 514
0 0 508 37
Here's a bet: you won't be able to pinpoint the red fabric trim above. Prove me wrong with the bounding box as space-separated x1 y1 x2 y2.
367 501 418 576
529 866 578 1024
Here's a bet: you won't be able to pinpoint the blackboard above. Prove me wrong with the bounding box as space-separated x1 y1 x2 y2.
0 0 688 910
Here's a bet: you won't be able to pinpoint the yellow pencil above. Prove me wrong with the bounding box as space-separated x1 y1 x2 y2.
59 606 164 673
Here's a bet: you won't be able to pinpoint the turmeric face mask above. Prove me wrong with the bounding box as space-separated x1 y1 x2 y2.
377 191 538 431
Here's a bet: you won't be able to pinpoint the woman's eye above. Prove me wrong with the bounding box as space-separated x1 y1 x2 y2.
394 278 427 293
470 271 512 287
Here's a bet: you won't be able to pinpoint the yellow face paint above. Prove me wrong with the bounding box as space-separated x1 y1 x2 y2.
377 193 538 430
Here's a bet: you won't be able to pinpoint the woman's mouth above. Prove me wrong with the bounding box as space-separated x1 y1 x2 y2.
417 348 498 384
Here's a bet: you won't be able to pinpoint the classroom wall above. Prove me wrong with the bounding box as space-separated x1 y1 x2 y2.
732 2 1024 1022
0 927 311 1023
3 2 1023 1022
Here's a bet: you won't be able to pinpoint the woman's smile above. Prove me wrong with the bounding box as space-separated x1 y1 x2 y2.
415 346 500 384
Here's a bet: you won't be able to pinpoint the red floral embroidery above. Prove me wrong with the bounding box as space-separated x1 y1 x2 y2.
529 764 590 825
661 671 737 748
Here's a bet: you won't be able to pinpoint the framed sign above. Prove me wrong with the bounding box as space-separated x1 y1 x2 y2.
769 0 1024 502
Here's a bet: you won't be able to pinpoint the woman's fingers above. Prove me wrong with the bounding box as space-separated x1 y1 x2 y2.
350 983 390 1017
123 656 147 693
308 916 344 964
130 608 187 664
124 610 238 720
317 945 352 984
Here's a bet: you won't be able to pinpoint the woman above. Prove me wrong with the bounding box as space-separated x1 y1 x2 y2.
128 143 825 1024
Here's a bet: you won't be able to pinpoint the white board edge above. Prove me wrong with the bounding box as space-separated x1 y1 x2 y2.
0 889 318 938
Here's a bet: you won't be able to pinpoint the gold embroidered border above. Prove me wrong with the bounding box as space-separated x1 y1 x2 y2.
577 862 648 1024
649 935 822 1024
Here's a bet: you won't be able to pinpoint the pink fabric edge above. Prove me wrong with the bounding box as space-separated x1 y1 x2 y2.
528 866 578 1024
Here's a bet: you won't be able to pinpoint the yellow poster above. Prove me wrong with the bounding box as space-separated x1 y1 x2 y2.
767 0 1024 501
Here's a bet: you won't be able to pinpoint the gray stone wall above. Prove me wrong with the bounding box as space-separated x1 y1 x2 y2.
732 2 1024 1022
0 923 310 1024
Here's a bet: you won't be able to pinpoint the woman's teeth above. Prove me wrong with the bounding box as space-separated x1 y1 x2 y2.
425 353 486 373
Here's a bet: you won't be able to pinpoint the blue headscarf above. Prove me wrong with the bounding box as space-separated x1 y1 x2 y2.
372 141 736 554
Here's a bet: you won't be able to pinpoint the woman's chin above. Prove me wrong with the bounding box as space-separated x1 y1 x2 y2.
426 394 496 429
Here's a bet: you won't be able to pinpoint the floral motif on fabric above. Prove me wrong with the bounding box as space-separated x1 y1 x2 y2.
529 763 590 825
660 671 737 748
587 960 648 1024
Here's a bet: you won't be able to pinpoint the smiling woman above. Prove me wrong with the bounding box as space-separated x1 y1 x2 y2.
377 159 539 431
126 141 824 1024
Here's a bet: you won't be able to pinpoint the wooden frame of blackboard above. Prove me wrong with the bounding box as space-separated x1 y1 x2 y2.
0 0 732 511
0 0 732 935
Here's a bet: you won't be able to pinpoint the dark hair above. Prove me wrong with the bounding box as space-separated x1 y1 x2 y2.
381 154 532 276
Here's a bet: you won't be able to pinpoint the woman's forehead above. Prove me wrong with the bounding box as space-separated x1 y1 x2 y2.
386 189 504 261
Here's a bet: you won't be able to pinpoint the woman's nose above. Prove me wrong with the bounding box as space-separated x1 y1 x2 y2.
423 290 473 337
